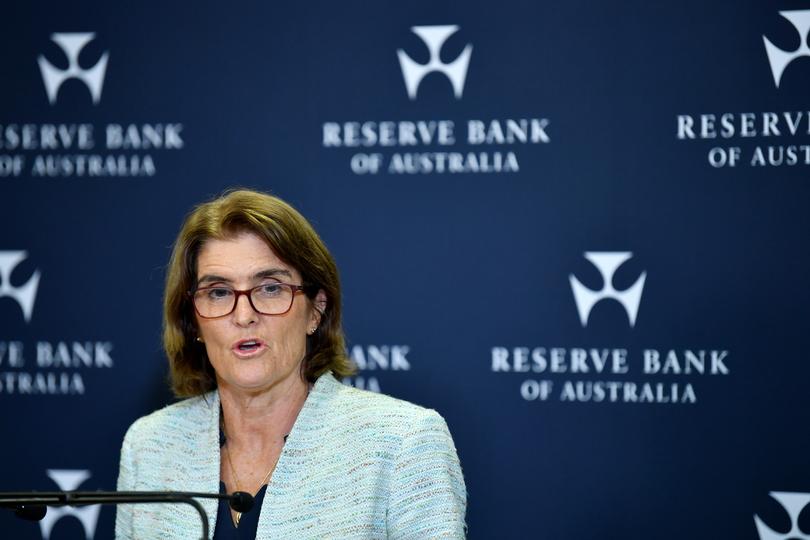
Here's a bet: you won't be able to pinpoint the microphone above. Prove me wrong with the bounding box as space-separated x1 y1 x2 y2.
0 490 254 540
227 490 254 513
14 504 47 521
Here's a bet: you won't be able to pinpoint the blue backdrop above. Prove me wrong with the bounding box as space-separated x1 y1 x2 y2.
1 1 809 538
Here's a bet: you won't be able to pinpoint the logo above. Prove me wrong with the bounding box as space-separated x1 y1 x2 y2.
322 25 549 176
0 251 40 323
754 491 810 540
0 31 183 179
38 32 109 104
0 251 115 398
763 10 810 88
675 10 810 168
397 25 472 100
39 470 101 540
492 252 731 405
569 252 646 327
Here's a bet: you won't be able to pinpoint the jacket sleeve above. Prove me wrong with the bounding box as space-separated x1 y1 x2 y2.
114 419 141 540
387 409 467 539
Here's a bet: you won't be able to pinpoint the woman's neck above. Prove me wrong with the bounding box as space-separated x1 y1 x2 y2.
217 375 310 452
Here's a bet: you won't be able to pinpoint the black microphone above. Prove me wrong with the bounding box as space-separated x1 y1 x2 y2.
13 504 47 521
227 490 254 513
0 490 254 540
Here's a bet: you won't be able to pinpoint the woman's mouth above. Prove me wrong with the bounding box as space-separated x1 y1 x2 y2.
232 339 267 357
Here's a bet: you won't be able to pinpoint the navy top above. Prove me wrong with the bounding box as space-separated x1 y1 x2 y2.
212 481 267 540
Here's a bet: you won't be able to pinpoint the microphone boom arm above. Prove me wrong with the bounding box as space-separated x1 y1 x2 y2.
0 490 254 540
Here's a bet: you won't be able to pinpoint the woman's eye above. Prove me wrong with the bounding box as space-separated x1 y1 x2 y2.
207 288 234 301
258 283 282 296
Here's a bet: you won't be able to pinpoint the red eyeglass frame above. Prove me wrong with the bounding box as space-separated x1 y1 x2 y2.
189 283 310 319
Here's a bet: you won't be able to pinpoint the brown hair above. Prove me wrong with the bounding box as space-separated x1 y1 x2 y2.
163 189 355 397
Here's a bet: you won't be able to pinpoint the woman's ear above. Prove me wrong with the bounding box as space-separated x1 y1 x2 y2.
310 289 327 329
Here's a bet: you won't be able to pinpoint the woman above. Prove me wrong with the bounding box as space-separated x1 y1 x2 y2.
115 189 467 539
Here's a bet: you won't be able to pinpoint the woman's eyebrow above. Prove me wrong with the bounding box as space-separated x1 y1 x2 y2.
254 268 292 280
197 274 231 285
196 268 292 286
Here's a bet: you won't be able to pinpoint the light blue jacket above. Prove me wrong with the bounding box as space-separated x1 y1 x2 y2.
115 374 467 539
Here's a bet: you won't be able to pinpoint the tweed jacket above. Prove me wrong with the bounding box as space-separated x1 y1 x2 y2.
115 374 467 539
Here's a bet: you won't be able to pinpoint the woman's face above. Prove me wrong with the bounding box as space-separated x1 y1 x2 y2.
194 230 321 395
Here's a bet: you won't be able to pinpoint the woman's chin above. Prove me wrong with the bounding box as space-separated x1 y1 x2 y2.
215 360 304 395
219 369 276 392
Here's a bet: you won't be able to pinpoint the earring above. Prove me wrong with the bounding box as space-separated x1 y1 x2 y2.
196 337 204 343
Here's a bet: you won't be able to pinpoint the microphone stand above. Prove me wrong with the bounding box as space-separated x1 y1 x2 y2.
0 490 254 540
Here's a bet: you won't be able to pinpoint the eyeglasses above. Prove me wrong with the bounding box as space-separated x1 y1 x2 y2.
190 283 308 319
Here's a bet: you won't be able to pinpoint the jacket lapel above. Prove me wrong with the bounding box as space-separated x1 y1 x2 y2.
185 390 222 536
255 375 336 535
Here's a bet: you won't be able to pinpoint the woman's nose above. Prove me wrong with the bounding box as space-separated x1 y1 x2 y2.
233 293 258 326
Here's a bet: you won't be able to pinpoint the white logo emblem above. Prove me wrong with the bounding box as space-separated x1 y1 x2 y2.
39 470 101 540
396 25 472 100
763 10 810 88
569 252 646 327
38 32 109 104
754 491 810 540
0 251 40 323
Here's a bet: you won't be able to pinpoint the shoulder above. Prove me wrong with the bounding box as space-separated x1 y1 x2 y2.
122 392 216 451
309 375 456 456
316 377 468 535
315 374 441 427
